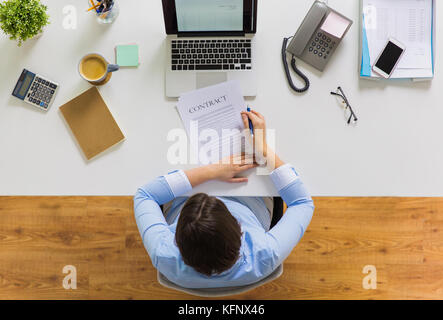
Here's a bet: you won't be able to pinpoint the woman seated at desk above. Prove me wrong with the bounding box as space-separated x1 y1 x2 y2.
134 110 314 289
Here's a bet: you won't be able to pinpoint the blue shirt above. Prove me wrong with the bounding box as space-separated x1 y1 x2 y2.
134 164 314 288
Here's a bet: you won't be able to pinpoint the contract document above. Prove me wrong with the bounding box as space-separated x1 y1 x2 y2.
177 81 249 164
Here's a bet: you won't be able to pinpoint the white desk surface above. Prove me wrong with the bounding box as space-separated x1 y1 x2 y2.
1 0 442 197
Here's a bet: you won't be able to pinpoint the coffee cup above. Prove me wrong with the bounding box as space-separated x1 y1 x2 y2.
78 53 119 85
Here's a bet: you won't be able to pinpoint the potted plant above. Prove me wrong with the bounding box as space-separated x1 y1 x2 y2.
0 0 50 46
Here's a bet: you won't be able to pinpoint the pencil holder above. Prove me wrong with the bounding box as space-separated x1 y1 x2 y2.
88 0 119 24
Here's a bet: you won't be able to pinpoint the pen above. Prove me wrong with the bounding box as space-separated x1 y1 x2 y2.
87 3 100 12
247 106 254 137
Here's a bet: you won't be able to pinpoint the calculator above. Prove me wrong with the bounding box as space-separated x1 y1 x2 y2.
12 69 59 111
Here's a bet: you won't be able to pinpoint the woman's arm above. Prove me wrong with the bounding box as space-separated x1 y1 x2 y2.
267 165 314 266
135 156 258 264
185 154 258 187
134 171 192 264
242 109 315 267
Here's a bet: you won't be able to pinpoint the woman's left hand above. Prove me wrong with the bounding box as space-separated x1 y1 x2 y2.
208 154 258 183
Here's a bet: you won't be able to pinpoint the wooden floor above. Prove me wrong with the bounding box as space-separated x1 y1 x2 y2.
0 196 442 300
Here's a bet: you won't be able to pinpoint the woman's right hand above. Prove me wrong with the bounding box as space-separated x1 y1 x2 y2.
241 108 285 170
241 108 268 158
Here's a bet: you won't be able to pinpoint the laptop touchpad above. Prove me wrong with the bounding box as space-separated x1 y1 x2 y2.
196 72 228 89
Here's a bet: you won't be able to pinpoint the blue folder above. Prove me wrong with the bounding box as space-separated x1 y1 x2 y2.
360 15 371 77
360 0 435 79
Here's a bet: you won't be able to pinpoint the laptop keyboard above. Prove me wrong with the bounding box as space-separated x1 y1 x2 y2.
171 39 252 71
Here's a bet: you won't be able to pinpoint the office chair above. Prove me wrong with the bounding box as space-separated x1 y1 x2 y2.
158 197 285 297
271 196 284 229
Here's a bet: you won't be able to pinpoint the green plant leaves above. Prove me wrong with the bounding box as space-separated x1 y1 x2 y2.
0 0 50 46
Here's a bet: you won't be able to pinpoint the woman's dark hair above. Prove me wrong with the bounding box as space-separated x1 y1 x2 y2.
175 193 242 276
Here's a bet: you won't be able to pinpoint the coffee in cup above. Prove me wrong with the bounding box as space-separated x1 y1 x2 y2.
78 53 119 85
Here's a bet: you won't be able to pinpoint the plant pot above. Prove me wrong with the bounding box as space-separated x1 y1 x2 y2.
0 0 50 46
31 31 43 40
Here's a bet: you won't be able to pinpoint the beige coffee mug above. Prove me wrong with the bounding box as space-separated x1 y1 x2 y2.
78 53 119 84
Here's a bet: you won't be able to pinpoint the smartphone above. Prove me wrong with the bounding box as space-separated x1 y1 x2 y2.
372 38 406 78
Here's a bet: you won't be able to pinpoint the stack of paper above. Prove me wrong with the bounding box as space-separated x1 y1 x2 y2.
360 0 435 79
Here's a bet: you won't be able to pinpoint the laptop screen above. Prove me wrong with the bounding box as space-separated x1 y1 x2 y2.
162 0 257 35
176 0 243 32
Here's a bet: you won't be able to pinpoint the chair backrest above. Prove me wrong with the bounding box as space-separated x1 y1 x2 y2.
271 197 284 228
157 265 283 297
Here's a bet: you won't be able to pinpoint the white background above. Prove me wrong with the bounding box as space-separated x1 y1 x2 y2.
0 0 442 196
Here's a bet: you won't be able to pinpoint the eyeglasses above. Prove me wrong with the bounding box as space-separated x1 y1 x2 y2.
330 86 358 125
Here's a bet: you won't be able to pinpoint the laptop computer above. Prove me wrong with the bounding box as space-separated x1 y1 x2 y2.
162 0 258 98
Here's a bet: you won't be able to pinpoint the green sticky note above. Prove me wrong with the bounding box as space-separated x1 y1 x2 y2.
116 45 139 67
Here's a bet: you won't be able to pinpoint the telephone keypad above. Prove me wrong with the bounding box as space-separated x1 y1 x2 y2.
308 31 335 60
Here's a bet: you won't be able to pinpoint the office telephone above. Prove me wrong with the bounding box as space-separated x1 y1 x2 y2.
282 1 353 93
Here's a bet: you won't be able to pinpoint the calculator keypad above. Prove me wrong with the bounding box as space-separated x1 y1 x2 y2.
308 32 335 60
26 76 58 110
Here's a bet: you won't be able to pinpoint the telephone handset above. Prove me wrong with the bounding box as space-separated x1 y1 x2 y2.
282 1 353 93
